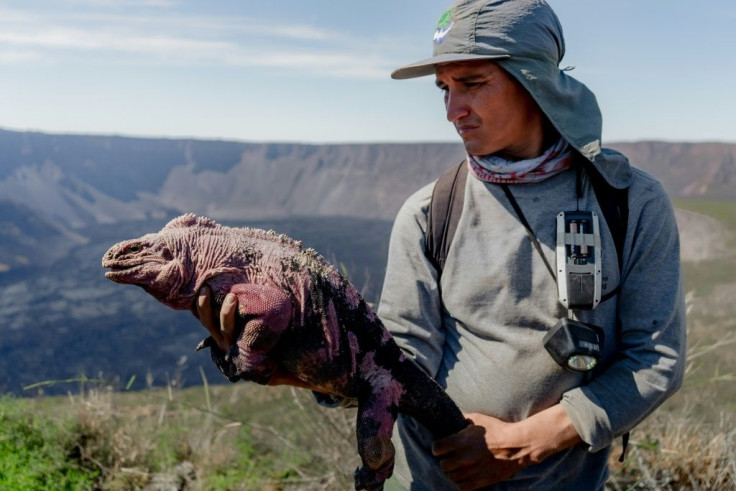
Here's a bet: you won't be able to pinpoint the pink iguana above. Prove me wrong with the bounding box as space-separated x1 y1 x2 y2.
101 213 467 490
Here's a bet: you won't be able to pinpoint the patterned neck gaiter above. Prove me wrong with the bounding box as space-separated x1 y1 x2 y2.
468 138 573 184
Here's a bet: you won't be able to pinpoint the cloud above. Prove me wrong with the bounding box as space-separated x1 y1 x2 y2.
224 50 392 79
0 6 396 78
62 0 176 7
0 49 40 63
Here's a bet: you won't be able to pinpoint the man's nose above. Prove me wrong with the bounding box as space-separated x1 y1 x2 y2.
445 90 470 123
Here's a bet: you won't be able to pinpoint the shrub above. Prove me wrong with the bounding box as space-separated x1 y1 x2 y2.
0 396 97 489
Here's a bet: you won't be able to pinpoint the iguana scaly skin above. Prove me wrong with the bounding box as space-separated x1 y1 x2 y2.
102 214 467 490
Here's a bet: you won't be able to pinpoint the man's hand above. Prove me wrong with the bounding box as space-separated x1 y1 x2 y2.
432 406 583 490
192 285 311 389
432 414 525 489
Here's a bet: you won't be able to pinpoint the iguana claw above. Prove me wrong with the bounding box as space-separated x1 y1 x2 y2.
195 336 214 351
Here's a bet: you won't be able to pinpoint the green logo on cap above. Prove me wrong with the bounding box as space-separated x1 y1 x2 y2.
437 10 453 28
434 9 454 45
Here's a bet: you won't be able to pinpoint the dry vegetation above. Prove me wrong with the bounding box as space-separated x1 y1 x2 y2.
2 365 734 490
607 409 735 489
605 342 736 490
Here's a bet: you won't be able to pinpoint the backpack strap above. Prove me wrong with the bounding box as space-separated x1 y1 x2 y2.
576 154 631 462
425 160 467 274
577 155 629 295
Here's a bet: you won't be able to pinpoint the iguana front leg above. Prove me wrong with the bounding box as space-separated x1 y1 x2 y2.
205 283 293 384
353 355 402 490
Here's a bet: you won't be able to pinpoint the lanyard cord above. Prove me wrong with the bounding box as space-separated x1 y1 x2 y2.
502 182 630 463
500 184 557 281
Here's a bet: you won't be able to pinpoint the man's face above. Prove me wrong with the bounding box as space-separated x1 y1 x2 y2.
435 60 547 160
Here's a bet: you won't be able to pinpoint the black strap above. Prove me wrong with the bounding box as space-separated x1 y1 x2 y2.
578 157 628 303
581 159 629 275
578 158 631 461
426 160 467 274
500 184 557 281
619 431 630 462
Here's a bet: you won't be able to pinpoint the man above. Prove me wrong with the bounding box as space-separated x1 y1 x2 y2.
375 0 685 489
196 0 686 489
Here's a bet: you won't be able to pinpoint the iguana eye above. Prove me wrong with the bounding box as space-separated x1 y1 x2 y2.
127 244 141 253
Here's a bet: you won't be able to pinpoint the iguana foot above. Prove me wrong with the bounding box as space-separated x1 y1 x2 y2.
230 350 276 385
353 456 393 491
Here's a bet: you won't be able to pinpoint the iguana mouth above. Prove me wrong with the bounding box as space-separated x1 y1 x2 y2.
103 263 146 281
103 255 171 282
103 256 160 279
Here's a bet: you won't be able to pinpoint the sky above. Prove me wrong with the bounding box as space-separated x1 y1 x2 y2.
1 0 734 145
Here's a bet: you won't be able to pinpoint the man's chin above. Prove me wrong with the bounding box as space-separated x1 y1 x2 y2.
461 140 492 157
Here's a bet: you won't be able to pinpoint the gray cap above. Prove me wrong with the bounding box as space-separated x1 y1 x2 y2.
392 0 632 188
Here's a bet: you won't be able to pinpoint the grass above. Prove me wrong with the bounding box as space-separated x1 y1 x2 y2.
1 380 360 490
673 200 736 233
0 396 97 489
671 200 736 418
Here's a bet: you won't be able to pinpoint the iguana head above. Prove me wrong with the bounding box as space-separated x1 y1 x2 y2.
102 228 189 306
102 214 234 309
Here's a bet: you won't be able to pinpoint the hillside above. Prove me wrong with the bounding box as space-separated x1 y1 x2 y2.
610 141 736 201
1 128 735 397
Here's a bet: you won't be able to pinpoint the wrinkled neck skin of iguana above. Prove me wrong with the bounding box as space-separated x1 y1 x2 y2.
155 232 251 311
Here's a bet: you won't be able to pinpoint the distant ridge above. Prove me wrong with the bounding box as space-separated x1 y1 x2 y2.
1 127 735 271
1 128 734 231
609 141 736 202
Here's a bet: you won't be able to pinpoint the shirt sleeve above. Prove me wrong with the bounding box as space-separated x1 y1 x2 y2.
377 184 447 379
561 176 687 452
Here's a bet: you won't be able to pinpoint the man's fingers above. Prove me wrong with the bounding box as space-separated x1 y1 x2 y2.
194 286 238 351
432 422 476 457
447 468 478 491
432 438 453 457
439 454 463 473
438 445 477 473
220 293 238 345
196 286 218 335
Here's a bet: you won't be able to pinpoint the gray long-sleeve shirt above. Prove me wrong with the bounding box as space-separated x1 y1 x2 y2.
377 163 686 489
